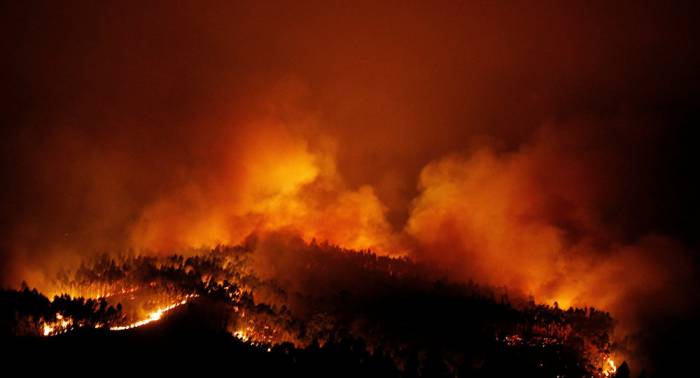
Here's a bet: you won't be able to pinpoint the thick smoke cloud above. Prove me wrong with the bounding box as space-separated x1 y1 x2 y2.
127 107 399 255
405 120 697 326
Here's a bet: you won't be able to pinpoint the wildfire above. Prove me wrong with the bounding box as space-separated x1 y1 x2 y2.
232 325 275 346
109 294 197 331
94 286 141 299
231 315 282 347
37 292 199 335
602 355 617 377
41 313 73 336
233 328 249 342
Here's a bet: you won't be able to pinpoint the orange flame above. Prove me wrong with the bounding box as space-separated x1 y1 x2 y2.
109 295 196 331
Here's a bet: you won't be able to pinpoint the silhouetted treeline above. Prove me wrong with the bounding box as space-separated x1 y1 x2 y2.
3 234 621 377
1 284 123 337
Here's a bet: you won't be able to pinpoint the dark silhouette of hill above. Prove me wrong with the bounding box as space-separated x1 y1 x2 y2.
2 235 625 377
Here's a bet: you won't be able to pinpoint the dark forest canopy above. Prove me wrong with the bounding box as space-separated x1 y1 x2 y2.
3 240 621 377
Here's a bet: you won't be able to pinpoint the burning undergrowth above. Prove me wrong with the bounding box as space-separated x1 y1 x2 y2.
2 233 621 377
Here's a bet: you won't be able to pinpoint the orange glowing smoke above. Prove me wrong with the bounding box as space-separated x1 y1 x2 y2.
405 124 694 327
129 120 399 256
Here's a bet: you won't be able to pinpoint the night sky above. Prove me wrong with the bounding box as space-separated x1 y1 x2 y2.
1 1 699 375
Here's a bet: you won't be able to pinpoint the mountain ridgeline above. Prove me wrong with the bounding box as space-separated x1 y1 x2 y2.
2 234 623 377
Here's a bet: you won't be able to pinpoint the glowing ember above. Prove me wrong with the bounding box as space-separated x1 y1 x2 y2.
233 329 249 342
42 324 54 336
602 355 617 377
231 321 281 347
41 313 73 336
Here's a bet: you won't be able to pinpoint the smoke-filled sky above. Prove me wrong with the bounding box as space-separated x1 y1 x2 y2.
1 1 699 332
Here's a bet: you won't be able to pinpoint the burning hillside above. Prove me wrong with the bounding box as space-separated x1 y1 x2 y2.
2 1 699 377
4 234 623 377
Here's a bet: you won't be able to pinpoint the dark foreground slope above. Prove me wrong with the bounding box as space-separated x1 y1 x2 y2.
5 301 397 377
2 240 626 377
4 291 617 378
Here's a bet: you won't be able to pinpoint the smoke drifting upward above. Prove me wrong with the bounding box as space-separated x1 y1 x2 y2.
406 120 696 327
128 107 399 255
1 0 699 370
